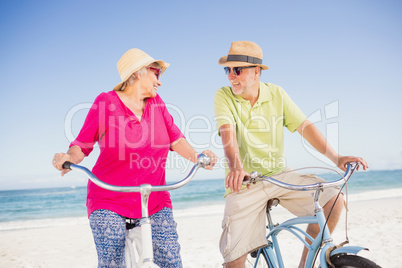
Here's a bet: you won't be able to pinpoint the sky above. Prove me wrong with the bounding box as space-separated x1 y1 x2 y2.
0 0 401 190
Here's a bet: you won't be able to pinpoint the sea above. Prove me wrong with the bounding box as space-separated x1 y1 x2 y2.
1 169 402 227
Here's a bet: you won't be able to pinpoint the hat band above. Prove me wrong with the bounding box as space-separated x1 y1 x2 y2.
227 55 262 65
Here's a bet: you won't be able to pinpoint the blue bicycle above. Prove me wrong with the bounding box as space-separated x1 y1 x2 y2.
244 163 381 268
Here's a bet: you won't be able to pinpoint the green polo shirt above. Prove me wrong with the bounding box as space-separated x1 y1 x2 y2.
214 82 306 195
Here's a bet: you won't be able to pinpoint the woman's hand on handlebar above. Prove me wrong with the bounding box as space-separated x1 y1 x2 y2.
337 155 369 172
200 150 218 170
53 146 86 176
52 152 73 176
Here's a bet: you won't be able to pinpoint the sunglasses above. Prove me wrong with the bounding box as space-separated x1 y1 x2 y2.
148 67 161 79
224 66 256 76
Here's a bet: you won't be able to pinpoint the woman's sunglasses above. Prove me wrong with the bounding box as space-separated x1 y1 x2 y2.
148 67 161 79
224 66 256 76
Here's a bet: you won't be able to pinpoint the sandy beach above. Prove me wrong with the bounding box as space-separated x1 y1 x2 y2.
1 194 401 268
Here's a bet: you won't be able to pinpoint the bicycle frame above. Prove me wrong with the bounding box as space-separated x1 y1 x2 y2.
63 154 211 268
249 163 368 268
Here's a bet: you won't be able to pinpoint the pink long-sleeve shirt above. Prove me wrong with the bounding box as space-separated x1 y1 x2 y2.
70 91 184 219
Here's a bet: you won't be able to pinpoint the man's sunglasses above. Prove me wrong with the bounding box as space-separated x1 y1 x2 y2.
224 66 256 76
148 67 161 79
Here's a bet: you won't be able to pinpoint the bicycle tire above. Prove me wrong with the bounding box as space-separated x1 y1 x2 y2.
245 249 272 268
329 254 381 268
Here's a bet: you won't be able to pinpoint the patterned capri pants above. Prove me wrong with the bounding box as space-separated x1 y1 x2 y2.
89 207 182 268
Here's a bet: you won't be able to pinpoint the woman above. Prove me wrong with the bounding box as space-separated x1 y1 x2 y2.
52 48 217 267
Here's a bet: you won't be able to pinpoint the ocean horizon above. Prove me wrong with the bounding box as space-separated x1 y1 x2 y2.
1 169 401 227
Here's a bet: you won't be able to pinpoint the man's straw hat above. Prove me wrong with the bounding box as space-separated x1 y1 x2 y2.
218 41 269 70
113 48 169 91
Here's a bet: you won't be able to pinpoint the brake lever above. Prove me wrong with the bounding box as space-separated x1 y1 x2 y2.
243 171 263 185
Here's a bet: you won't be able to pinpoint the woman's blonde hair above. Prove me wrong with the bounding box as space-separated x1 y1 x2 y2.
119 62 161 91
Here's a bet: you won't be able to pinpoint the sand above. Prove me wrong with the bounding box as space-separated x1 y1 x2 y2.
1 194 401 267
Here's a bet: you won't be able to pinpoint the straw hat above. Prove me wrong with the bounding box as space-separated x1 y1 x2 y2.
113 48 170 91
218 41 269 70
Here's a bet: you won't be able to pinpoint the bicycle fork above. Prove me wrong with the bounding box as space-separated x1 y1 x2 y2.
310 189 366 268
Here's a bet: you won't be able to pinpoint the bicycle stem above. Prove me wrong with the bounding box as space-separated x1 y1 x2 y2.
140 184 152 219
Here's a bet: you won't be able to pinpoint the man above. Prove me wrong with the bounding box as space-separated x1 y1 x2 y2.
214 41 368 268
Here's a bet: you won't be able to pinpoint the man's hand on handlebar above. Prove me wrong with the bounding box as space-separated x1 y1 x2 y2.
337 156 369 172
226 169 250 193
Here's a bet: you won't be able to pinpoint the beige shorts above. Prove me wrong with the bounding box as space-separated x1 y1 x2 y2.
219 168 342 263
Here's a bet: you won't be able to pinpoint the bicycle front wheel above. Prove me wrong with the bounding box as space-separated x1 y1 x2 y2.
329 254 381 268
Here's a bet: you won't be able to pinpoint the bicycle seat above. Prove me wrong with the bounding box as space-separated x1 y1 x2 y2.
125 218 139 230
267 198 280 210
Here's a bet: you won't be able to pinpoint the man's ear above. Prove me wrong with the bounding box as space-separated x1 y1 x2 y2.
254 66 261 80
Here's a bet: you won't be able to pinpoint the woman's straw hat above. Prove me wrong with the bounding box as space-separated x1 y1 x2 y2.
218 41 269 70
113 48 170 91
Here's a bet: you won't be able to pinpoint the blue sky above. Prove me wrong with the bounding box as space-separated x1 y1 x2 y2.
0 0 401 190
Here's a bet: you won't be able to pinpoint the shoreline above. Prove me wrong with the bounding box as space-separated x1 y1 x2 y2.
0 194 401 267
2 194 399 229
1 187 401 231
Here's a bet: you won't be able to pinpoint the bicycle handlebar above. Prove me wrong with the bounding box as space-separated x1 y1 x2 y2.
244 162 359 191
62 153 211 193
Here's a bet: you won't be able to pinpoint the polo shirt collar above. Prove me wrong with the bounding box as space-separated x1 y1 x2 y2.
256 82 272 104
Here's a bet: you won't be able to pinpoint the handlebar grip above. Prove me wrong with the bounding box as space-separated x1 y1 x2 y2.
62 161 73 170
197 153 211 167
